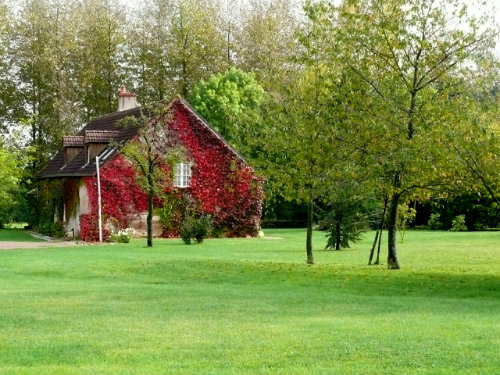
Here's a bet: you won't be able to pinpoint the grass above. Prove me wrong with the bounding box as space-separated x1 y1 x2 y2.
0 229 45 242
0 229 498 374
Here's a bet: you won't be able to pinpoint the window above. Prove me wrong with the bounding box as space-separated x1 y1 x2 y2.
174 162 192 188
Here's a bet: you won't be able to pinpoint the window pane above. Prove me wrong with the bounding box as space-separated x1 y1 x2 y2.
174 162 191 187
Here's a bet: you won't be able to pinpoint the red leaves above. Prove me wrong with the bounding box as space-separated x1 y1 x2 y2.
172 103 263 236
80 155 148 241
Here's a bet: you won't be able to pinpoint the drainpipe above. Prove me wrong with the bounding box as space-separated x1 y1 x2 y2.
96 155 102 243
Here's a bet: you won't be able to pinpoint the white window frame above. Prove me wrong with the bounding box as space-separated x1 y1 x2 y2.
173 162 192 188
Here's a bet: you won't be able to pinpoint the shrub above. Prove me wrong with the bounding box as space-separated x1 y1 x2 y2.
451 215 467 232
111 228 134 243
180 215 212 244
192 216 211 243
38 222 64 237
427 213 442 230
180 217 193 244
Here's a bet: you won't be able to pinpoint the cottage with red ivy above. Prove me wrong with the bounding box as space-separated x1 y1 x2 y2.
38 88 263 241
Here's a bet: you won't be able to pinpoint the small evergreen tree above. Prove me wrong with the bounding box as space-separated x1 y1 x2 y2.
323 200 367 250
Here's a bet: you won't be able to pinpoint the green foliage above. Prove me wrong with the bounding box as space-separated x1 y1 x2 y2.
325 0 498 267
0 144 22 227
424 194 500 231
427 213 442 230
37 221 64 237
189 67 265 149
128 0 229 100
158 193 184 234
37 179 64 234
321 200 367 250
451 215 467 232
233 0 298 88
180 215 212 244
397 202 417 242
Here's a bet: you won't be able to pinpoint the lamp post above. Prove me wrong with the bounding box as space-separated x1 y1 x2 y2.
96 155 102 243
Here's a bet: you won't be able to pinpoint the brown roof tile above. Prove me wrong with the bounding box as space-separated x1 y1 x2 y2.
84 130 120 143
63 136 84 147
39 106 145 178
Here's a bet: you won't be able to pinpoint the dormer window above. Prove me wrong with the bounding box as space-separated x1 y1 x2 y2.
84 130 120 163
62 136 84 165
174 162 192 188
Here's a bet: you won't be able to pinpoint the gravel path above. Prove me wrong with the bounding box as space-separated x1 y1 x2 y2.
0 241 77 250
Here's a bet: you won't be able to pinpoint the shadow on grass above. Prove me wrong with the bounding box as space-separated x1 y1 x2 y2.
114 259 500 300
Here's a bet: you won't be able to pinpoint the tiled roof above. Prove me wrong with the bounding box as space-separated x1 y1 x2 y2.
62 136 84 147
39 106 145 178
39 97 247 179
84 130 120 143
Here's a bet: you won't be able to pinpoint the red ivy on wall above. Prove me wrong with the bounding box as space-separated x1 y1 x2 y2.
79 100 263 240
80 155 148 241
171 102 263 236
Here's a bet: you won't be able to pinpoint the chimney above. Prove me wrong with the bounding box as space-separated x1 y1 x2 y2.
118 86 138 111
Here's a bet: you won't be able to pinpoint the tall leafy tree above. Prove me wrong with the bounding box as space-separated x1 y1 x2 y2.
10 0 78 170
73 0 126 120
260 2 358 264
452 80 500 206
233 0 300 89
0 0 14 135
167 0 228 96
332 0 498 268
126 0 228 100
125 0 176 104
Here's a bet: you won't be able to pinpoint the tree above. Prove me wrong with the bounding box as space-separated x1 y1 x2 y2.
260 1 356 264
189 67 265 150
167 0 228 96
332 0 498 268
452 88 500 207
322 187 369 251
125 0 177 104
120 104 183 247
72 0 126 120
125 0 228 100
0 0 14 135
233 0 300 90
9 0 79 170
0 142 22 227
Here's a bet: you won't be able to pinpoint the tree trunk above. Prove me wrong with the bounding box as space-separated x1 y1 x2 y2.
387 193 401 269
368 230 379 265
374 196 388 265
306 201 314 264
147 188 153 247
374 229 382 265
335 220 341 251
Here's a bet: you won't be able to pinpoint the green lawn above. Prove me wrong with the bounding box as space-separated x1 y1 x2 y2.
0 229 45 242
0 229 498 374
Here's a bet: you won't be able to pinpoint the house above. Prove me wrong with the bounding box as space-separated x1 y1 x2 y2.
38 88 263 240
